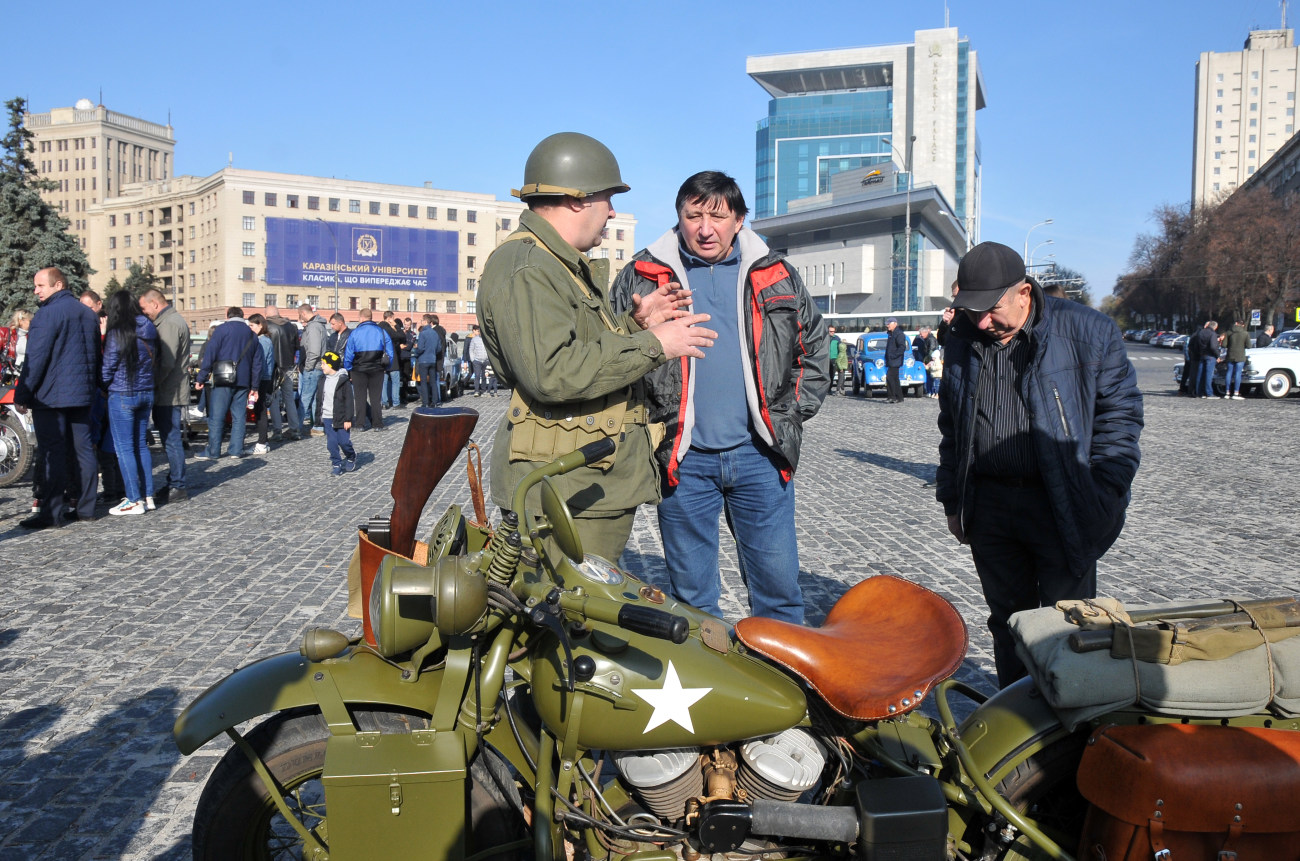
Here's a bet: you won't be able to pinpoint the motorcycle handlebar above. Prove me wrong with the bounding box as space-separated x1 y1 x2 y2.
548 589 690 645
510 437 619 520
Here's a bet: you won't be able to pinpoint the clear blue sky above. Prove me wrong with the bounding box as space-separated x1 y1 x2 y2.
3 0 1293 301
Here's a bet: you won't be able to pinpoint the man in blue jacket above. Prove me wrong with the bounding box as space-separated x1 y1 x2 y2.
15 267 101 529
196 307 263 459
936 242 1143 687
342 308 394 431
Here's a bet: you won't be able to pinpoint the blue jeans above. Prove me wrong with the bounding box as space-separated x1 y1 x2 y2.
108 390 155 502
151 404 186 490
418 363 440 407
384 369 402 406
657 441 803 623
324 423 355 467
1196 356 1217 397
206 385 249 457
1225 361 1244 394
299 369 323 429
270 374 300 433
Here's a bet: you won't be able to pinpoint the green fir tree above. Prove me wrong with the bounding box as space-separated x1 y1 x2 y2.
0 97 93 320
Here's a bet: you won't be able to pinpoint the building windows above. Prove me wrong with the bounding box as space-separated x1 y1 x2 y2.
109 214 116 227
1215 136 1221 144
1250 103 1257 111
187 202 194 215
1290 92 1297 101
124 235 132 247
389 203 399 216
466 301 476 314
616 249 625 260
325 295 338 309
349 199 361 213
306 295 318 307
466 278 476 292
307 196 319 210
1250 118 1258 127
189 251 195 263
329 198 340 212
189 226 195 239
447 208 458 221
1249 150 1256 159
285 294 297 307
1249 134 1256 143
124 257 132 266
243 293 256 306
1252 70 1259 80
243 216 255 230
242 242 256 256
124 213 131 225
386 298 399 312
108 237 116 249
243 190 255 204
424 299 436 312
189 275 195 287
1216 105 1223 113
427 206 437 219
408 205 418 218
241 266 254 281
1288 107 1296 117
500 217 511 230
466 256 476 269
601 228 609 239
265 193 277 206
446 301 457 313
466 210 476 223
467 233 476 246
1214 182 1221 191
369 201 381 215
265 294 278 307
1217 89 1223 98
616 229 625 241
1214 167 1221 175
109 258 116 270
287 195 299 208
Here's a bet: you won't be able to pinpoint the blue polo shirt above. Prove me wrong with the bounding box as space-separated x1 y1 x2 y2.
682 242 751 450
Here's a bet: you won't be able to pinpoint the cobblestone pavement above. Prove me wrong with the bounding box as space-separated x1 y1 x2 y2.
0 343 1296 859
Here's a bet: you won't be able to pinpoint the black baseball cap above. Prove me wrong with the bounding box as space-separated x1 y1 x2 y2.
953 242 1026 313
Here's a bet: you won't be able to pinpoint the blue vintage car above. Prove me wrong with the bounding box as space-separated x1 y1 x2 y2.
851 332 927 398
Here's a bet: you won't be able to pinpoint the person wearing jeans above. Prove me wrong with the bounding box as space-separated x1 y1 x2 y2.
656 442 802 621
138 288 192 504
1223 319 1250 400
296 304 329 434
412 314 442 408
101 291 160 515
197 307 263 459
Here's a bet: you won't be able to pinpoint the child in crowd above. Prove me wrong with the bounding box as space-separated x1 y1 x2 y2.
320 352 357 476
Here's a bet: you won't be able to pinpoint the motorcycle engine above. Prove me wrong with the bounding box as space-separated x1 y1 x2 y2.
612 729 827 821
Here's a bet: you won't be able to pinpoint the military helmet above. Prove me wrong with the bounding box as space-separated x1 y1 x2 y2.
512 132 630 200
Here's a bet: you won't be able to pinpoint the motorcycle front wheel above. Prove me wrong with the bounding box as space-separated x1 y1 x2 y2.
0 414 33 489
192 707 527 861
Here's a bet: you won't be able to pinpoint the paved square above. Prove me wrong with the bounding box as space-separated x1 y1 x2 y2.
0 344 1295 858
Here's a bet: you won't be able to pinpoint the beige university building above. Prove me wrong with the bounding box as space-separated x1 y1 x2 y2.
28 101 636 332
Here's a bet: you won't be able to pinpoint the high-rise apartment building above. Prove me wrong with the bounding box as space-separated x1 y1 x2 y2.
1192 29 1300 205
747 28 983 313
85 168 636 333
25 99 175 250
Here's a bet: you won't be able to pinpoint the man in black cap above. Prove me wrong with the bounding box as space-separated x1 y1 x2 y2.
935 241 1143 687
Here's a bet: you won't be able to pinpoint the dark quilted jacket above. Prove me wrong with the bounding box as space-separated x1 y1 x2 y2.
14 289 101 409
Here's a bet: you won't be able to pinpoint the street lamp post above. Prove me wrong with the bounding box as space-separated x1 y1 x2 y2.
315 218 340 312
882 134 917 309
939 210 972 253
1023 219 1053 264
1028 239 1054 269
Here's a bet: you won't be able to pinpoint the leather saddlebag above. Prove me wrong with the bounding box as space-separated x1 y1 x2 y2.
1076 723 1300 860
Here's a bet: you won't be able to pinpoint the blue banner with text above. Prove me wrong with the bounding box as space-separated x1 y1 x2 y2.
265 218 459 292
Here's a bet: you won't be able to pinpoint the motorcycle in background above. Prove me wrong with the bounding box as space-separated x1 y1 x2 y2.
0 377 34 488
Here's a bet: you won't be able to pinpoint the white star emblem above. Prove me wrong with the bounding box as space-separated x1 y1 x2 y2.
631 661 712 734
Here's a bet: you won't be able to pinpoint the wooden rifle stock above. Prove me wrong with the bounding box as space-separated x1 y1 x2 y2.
389 406 479 558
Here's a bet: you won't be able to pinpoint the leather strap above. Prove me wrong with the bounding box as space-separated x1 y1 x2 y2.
499 233 623 334
466 441 487 527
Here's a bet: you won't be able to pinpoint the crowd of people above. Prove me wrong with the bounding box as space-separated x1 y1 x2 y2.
3 271 495 528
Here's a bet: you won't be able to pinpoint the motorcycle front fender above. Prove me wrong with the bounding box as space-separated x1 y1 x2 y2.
174 647 444 755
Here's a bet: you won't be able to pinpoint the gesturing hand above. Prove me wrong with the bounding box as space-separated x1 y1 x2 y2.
631 282 693 329
651 313 717 360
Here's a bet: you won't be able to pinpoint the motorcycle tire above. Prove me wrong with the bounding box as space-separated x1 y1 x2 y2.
0 414 33 489
192 707 527 861
978 729 1089 860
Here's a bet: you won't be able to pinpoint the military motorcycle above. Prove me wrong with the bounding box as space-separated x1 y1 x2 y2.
0 378 34 488
174 408 1300 861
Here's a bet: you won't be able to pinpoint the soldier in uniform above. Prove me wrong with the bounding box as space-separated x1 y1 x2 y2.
477 132 716 561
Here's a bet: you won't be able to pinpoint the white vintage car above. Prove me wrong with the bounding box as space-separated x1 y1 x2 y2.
1174 343 1300 398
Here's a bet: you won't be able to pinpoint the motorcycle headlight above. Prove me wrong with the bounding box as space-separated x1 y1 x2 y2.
369 555 489 658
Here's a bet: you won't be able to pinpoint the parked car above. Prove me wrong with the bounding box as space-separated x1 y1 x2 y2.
1175 346 1300 398
1155 331 1183 347
1273 329 1300 350
851 332 926 398
1168 334 1189 350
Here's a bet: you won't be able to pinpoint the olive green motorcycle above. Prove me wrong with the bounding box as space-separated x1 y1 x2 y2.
173 409 1294 861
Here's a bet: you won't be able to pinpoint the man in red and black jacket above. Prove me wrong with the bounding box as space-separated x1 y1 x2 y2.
611 171 829 623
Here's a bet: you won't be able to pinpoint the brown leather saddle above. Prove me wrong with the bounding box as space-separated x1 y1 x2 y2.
734 575 968 720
